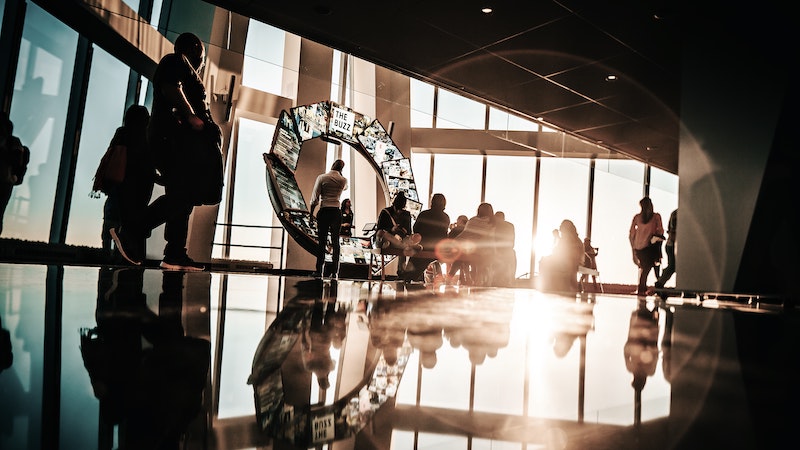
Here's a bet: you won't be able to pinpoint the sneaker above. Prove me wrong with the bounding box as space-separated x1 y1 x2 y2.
110 228 141 266
160 254 205 272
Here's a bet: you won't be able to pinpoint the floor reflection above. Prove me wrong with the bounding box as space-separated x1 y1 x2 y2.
0 263 796 450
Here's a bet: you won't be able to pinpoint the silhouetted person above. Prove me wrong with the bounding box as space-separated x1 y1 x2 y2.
0 113 29 236
539 219 583 292
376 192 421 276
112 32 222 271
0 315 12 374
456 203 496 286
629 197 664 296
655 208 677 290
339 198 353 237
493 211 516 287
579 237 600 291
446 214 468 284
624 301 660 410
98 105 153 255
301 301 337 390
309 159 348 278
404 193 449 282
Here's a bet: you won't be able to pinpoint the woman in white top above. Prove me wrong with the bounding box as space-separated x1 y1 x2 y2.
629 197 664 295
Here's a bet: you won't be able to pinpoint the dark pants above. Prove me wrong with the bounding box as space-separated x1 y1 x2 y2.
316 207 341 275
635 243 662 295
0 182 13 235
655 243 675 288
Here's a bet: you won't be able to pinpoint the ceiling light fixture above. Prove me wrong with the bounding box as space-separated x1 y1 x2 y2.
482 7 493 14
605 74 618 82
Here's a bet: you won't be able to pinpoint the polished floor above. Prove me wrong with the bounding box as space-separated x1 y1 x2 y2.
0 262 797 450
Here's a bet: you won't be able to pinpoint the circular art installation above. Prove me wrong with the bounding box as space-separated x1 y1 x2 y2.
263 101 422 272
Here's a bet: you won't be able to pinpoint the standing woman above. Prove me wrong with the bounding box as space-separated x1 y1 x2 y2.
629 197 664 296
340 199 353 237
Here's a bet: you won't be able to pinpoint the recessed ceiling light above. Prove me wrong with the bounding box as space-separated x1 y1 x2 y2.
482 7 493 14
605 74 618 82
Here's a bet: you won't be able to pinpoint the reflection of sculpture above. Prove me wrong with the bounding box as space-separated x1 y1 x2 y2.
551 300 595 358
80 268 210 449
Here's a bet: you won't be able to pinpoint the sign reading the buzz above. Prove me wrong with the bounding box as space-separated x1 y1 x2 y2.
330 106 355 137
312 412 335 443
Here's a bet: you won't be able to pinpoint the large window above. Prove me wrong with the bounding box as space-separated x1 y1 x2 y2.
242 19 298 99
410 78 434 128
431 154 483 222
435 88 485 130
485 155 536 278
5 4 78 241
592 160 646 285
66 46 130 247
534 158 590 271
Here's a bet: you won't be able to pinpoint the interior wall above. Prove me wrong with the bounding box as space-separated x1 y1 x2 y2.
677 20 789 294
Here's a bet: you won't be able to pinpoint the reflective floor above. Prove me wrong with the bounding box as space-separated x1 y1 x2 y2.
0 263 797 450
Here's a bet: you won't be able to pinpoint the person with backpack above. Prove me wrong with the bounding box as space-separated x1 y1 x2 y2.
0 112 30 236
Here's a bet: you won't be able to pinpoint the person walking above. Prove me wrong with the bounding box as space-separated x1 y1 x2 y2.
309 159 348 278
654 208 677 290
629 197 664 296
112 32 223 271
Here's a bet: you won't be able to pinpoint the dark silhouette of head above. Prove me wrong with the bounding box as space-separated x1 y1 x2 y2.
123 105 150 130
331 159 345 172
476 202 494 218
392 192 407 209
174 32 205 70
430 193 446 211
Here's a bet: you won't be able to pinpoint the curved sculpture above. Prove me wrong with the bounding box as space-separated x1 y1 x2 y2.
264 101 422 269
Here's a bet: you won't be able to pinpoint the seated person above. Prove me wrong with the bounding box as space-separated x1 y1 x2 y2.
539 219 584 292
403 193 450 282
455 202 496 286
375 192 422 256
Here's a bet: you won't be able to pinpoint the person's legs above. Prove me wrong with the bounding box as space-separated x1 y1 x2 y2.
315 208 338 276
655 243 676 288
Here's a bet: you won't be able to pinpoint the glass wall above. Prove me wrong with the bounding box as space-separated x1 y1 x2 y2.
66 45 131 247
5 4 78 241
242 19 287 97
485 155 536 278
534 158 590 266
592 160 647 285
435 88 485 130
431 154 483 222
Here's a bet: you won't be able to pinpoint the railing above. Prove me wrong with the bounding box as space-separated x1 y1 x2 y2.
212 223 286 270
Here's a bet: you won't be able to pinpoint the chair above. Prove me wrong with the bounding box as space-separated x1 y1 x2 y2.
578 247 603 293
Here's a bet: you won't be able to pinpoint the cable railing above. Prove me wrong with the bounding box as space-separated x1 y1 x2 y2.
212 223 286 271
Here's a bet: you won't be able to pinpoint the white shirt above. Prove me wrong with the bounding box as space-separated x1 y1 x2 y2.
309 170 348 211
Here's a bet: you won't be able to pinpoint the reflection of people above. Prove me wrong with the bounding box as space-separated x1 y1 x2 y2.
301 301 338 390
80 268 210 449
99 105 153 255
309 159 348 278
340 198 353 237
112 32 221 271
493 211 516 287
624 301 660 391
539 219 584 292
629 197 664 296
654 208 677 290
404 193 449 283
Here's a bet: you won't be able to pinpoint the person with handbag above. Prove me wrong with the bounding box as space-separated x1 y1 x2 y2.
629 197 665 296
95 105 153 254
112 32 222 271
375 192 422 277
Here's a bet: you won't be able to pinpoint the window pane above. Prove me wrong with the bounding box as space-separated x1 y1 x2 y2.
485 155 536 278
66 45 129 247
489 107 538 131
242 19 286 96
213 118 279 261
410 152 431 212
5 4 78 241
591 159 646 285
436 88 485 130
410 78 434 128
535 158 590 273
431 154 483 223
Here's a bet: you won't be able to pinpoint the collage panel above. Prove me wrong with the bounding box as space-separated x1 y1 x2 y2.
292 101 331 141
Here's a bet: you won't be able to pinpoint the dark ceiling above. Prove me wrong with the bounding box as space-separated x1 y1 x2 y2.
204 0 794 175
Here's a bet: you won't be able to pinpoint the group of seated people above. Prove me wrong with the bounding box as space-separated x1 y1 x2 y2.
372 193 517 286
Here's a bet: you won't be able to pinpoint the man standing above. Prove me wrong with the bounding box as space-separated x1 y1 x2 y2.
112 32 222 271
309 159 348 278
654 208 677 289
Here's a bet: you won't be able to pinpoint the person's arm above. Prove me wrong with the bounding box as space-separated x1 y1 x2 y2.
309 177 321 216
629 215 639 265
160 82 204 131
